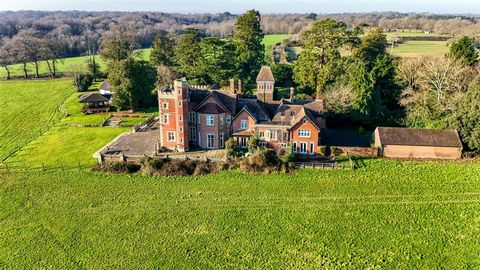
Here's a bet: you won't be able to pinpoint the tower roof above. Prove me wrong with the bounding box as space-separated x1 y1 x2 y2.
256 66 275 82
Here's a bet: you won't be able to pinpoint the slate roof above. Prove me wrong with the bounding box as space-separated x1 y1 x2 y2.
376 127 462 148
235 99 270 123
99 80 112 91
290 107 321 130
256 66 275 81
196 103 226 114
79 93 110 103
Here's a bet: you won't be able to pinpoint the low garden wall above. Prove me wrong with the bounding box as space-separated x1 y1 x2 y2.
332 146 379 157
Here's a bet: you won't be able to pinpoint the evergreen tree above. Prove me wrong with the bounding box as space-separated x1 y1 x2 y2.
293 19 358 99
198 37 236 85
150 33 175 66
452 79 480 151
448 36 479 66
173 28 204 83
233 9 264 88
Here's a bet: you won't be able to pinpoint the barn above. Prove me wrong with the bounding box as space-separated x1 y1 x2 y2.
374 127 462 160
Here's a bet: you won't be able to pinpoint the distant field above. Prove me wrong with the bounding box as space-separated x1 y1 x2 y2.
0 49 151 80
1 159 480 268
388 40 449 57
0 79 74 161
384 31 449 40
262 34 290 55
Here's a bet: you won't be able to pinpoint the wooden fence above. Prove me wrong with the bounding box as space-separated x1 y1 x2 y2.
0 161 92 173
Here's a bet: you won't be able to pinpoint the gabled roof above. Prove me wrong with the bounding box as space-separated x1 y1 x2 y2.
235 99 270 123
99 80 111 91
290 107 321 131
376 127 462 148
79 93 110 103
194 91 235 114
196 103 226 114
256 66 275 82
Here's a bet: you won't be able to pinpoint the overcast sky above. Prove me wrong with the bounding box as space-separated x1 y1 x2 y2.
0 0 478 14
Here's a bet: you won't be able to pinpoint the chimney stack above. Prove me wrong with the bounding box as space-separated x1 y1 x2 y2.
230 79 235 94
238 80 242 95
289 87 295 100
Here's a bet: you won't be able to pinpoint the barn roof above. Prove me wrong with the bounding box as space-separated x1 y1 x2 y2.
79 93 110 103
256 66 275 82
376 127 462 148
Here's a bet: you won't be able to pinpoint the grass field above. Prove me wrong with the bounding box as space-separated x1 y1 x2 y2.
0 79 75 161
262 34 291 55
1 159 480 268
388 40 448 57
0 49 151 80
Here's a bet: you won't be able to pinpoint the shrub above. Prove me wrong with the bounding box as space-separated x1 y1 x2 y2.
319 146 327 156
93 162 141 174
225 137 237 157
331 146 337 157
248 136 260 154
141 156 169 175
73 72 94 92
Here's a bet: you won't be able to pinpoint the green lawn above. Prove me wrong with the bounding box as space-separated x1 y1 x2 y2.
1 159 479 268
7 126 129 167
61 91 110 126
262 34 291 55
0 79 74 161
388 40 449 57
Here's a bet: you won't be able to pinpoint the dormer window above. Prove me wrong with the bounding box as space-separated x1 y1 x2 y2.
290 111 295 117
303 118 307 124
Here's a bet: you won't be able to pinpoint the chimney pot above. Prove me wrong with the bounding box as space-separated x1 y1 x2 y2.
290 87 295 100
230 79 235 94
238 80 242 95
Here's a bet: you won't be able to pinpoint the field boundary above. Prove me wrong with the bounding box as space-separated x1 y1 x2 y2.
1 87 75 162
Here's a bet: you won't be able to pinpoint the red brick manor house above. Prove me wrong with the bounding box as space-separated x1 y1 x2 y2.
158 66 326 155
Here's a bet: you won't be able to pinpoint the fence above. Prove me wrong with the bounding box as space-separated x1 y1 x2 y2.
0 161 93 173
291 161 353 170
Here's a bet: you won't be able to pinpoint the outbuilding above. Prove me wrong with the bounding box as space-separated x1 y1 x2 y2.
374 127 462 159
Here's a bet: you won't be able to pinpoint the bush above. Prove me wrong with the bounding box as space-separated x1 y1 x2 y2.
93 162 141 174
331 146 337 157
141 156 169 175
319 146 326 156
157 159 197 176
73 72 94 92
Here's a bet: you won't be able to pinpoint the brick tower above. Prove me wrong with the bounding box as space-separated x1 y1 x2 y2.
158 79 190 152
256 66 275 103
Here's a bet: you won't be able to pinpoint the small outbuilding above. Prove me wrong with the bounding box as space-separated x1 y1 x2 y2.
374 127 462 160
79 93 111 114
99 79 113 95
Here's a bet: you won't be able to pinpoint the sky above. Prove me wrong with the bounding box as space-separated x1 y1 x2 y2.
0 0 479 14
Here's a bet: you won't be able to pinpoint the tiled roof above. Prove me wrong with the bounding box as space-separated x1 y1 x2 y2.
232 130 254 136
235 99 270 123
256 66 275 81
79 93 110 103
290 107 321 130
196 103 226 114
376 127 462 148
211 91 236 114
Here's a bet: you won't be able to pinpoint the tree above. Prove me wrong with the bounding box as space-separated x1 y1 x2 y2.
73 73 94 92
9 30 43 78
233 9 264 88
451 79 480 152
150 33 175 66
109 58 157 110
100 25 140 62
293 19 358 98
448 36 479 66
40 33 68 78
198 37 236 85
400 56 476 128
173 28 204 83
0 39 14 80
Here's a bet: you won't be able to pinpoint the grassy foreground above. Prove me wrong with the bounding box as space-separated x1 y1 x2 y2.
1 159 480 269
0 79 74 160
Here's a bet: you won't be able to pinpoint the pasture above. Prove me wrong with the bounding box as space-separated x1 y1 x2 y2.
388 40 449 57
0 79 74 161
1 159 479 268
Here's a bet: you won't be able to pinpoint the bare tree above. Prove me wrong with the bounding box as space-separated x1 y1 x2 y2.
0 38 14 80
9 30 43 78
40 33 68 78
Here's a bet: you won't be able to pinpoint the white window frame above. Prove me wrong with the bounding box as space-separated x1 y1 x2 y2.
240 119 248 130
163 114 169 124
226 115 231 124
179 127 183 132
292 142 297 153
179 115 183 121
259 131 265 138
198 132 201 145
197 113 201 124
206 115 215 126
178 101 182 107
269 130 277 140
220 116 224 126
162 102 168 109
207 134 215 149
167 132 175 142
298 129 311 138
310 142 315 155
259 141 267 148
240 137 248 148
299 142 307 154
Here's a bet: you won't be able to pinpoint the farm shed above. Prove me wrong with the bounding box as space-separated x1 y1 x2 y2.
374 127 462 160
